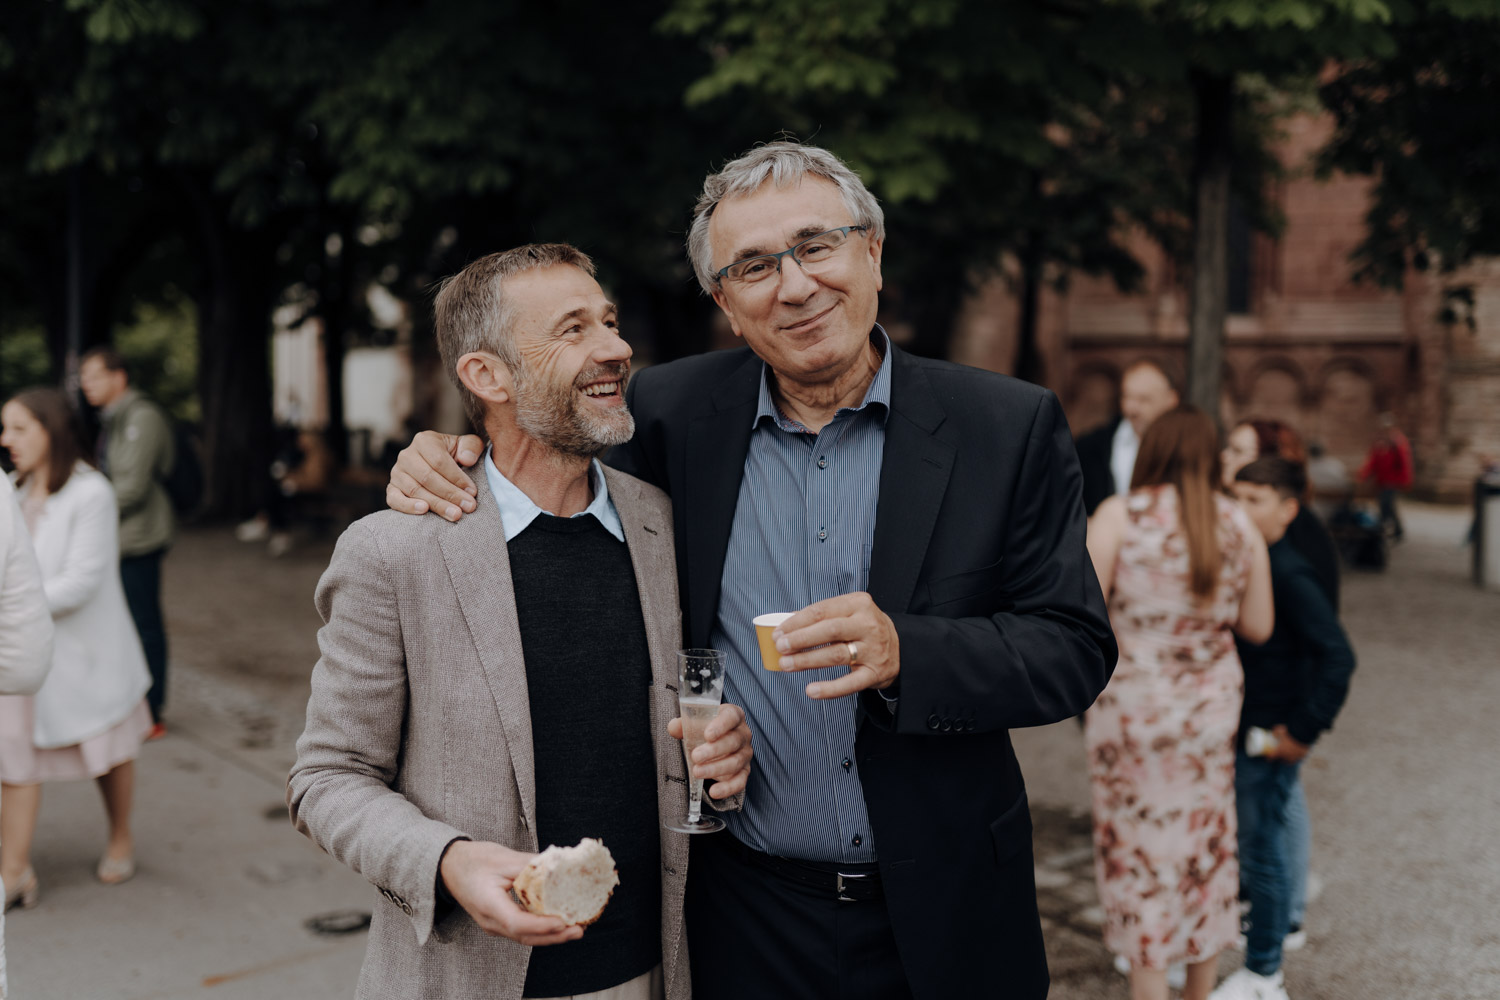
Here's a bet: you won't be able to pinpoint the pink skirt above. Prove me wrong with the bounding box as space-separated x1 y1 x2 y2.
0 696 152 785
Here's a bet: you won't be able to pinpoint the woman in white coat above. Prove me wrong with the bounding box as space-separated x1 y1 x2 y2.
0 388 152 911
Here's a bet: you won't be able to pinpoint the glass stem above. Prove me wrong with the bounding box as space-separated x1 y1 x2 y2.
687 776 705 824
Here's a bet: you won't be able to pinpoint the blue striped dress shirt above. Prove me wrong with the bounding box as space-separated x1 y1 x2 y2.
711 328 892 864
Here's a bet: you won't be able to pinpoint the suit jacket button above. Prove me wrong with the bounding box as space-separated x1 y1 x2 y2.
941 718 953 732
926 714 940 731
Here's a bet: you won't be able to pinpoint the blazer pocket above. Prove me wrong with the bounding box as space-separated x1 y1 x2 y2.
989 792 1033 867
925 556 1005 610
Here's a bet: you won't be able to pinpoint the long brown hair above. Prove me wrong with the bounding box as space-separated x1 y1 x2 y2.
1131 405 1223 600
8 387 92 494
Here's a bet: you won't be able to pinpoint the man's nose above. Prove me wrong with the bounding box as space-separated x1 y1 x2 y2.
776 255 819 303
593 325 632 363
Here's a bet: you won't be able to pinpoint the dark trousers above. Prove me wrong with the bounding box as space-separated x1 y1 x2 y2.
685 834 913 1000
1378 488 1403 539
1235 750 1303 977
121 548 168 721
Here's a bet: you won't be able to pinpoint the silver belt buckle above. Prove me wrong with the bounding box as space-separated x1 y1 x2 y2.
836 872 865 901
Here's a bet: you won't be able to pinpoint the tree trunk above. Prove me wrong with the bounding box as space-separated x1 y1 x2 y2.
1014 230 1046 385
319 224 355 467
184 179 277 519
1187 70 1235 419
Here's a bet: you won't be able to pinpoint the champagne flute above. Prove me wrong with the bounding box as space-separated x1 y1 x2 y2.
664 648 727 834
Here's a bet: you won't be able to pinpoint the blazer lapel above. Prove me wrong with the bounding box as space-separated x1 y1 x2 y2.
869 348 955 616
438 474 539 839
682 352 762 648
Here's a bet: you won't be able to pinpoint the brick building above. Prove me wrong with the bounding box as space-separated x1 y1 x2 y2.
947 112 1500 502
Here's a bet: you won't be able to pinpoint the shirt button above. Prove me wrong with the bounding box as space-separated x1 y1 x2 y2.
817 456 828 469
841 757 852 771
817 528 827 541
852 834 863 847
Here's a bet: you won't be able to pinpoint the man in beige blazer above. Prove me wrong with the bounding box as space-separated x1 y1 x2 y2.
289 243 753 1000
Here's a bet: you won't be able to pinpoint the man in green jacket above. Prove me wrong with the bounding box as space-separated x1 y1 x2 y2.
80 346 174 738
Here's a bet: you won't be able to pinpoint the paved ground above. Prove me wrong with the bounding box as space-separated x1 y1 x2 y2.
6 501 1498 999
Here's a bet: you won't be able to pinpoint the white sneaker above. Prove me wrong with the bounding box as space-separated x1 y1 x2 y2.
1283 926 1307 952
1113 954 1186 989
1209 967 1289 1000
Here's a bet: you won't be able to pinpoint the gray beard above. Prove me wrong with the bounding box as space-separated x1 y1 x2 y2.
512 365 634 458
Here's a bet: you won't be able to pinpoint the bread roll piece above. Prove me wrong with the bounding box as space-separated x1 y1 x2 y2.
513 838 619 926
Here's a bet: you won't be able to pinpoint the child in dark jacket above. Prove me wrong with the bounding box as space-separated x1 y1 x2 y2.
1211 458 1357 1000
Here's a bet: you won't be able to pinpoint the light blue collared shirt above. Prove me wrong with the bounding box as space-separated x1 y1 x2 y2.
483 449 624 543
709 327 892 863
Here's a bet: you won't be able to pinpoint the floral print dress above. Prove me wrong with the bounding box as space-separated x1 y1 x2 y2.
1085 485 1257 969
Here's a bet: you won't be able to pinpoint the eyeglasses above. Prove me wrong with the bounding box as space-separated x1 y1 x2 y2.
714 225 870 287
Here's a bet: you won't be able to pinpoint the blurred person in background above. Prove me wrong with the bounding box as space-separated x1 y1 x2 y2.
1220 419 1339 610
0 473 55 1000
0 388 154 909
1357 413 1412 542
79 347 174 738
1085 406 1273 1000
1216 458 1356 1000
1220 418 1342 948
1075 360 1182 516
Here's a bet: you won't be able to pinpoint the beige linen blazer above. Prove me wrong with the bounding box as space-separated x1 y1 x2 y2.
290 467 717 1000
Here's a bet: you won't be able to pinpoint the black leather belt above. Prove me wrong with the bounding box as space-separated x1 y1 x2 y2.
719 836 884 902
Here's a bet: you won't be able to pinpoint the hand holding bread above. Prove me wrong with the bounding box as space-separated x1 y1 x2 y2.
438 840 585 946
513 838 619 926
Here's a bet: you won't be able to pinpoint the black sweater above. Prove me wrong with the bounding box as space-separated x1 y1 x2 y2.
509 514 660 997
1236 537 1357 747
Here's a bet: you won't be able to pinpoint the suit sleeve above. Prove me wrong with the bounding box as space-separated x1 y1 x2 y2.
287 522 469 947
877 391 1117 735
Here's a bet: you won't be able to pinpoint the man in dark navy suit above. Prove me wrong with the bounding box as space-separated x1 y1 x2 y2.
388 142 1116 1000
1074 359 1180 516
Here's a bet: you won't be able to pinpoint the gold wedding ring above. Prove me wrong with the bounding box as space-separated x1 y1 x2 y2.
846 641 858 665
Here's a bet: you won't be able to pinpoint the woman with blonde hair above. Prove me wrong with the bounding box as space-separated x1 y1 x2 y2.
1085 405 1274 1000
0 388 153 912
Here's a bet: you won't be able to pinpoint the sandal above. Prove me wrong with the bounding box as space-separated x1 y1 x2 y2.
97 855 136 885
3 867 39 911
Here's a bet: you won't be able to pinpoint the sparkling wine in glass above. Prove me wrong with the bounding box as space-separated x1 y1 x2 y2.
664 648 727 835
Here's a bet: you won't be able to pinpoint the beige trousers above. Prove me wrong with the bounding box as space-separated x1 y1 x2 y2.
534 964 664 1000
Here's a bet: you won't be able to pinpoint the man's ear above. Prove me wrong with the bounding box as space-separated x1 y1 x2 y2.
455 352 514 407
1281 496 1301 529
709 287 745 340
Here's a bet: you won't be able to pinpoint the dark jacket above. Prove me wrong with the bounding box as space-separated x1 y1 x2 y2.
1073 415 1120 517
1284 504 1340 610
609 343 1117 1000
1236 537 1356 747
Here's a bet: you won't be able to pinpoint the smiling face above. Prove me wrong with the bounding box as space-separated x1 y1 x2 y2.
0 399 51 480
1120 364 1179 438
504 264 634 457
708 176 884 388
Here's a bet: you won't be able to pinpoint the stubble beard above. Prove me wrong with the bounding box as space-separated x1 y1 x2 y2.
512 362 635 458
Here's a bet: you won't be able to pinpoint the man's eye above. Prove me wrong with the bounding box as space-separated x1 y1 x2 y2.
800 242 832 257
742 260 772 275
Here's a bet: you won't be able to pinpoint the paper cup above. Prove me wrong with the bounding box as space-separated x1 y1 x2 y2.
753 613 794 671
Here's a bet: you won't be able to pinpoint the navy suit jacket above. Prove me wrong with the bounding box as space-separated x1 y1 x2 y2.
609 343 1116 1000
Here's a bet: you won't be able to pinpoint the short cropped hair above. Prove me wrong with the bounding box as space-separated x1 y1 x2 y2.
433 243 596 429
1235 456 1307 502
687 141 886 295
81 346 129 378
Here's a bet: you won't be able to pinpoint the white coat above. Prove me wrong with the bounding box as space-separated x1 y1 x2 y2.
22 463 151 749
0 475 53 696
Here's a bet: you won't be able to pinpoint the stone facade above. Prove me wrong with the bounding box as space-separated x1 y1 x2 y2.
948 112 1499 502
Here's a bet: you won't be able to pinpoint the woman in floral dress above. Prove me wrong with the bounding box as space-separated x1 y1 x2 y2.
1085 406 1273 1000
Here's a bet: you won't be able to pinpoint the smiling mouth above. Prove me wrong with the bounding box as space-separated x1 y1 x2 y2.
781 303 836 333
581 381 621 398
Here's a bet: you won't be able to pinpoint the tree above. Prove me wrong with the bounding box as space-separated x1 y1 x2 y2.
1318 5 1500 288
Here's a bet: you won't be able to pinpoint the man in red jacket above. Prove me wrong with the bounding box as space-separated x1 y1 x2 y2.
1358 414 1413 541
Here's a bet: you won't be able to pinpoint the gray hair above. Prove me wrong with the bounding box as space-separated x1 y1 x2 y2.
687 141 885 295
433 243 596 428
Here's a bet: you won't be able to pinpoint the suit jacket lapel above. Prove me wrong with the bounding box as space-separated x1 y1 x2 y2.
438 474 539 839
869 348 955 616
683 352 762 648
